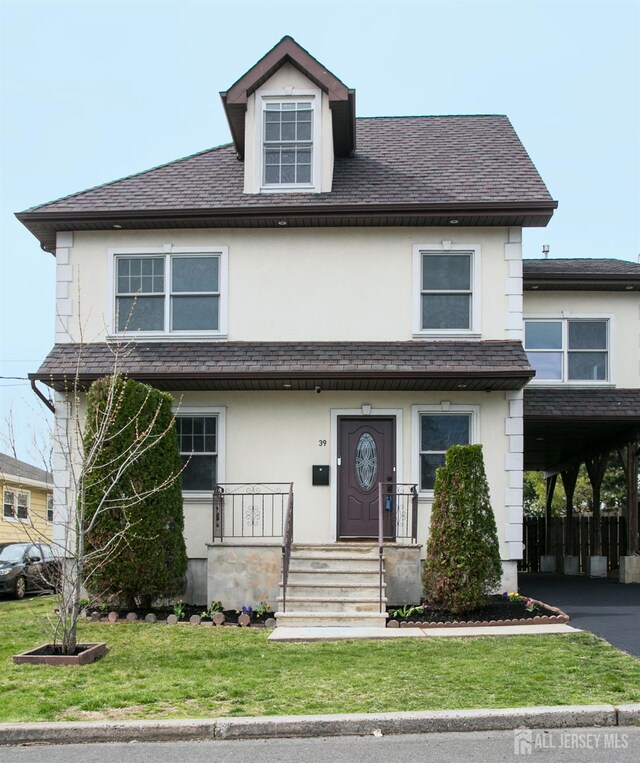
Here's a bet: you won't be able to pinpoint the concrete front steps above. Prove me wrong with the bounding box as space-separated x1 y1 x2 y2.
275 543 388 628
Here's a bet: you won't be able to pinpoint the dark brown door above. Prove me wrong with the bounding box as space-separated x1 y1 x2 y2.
338 417 396 539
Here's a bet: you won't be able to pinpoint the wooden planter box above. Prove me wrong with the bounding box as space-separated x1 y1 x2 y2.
13 642 107 666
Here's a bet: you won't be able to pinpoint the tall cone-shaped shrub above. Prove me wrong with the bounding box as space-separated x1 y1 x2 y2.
83 375 187 608
422 444 502 613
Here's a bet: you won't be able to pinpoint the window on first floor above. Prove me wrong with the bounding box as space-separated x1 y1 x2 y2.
46 494 54 523
115 250 226 335
3 489 29 521
419 413 471 491
176 415 218 491
525 318 609 382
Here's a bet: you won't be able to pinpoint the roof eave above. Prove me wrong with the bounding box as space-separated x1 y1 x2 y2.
17 200 558 253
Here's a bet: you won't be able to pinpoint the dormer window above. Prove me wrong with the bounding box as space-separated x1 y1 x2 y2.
264 102 313 186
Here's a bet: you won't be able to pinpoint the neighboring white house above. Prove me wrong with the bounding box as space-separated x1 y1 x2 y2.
20 37 636 622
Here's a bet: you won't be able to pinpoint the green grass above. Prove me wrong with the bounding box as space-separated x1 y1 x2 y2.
2 597 640 722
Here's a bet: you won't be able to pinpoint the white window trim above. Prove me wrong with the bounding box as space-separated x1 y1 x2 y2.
174 406 226 502
46 493 54 524
524 313 615 387
107 245 228 339
412 243 481 337
329 408 404 543
3 488 30 524
411 404 480 496
255 89 322 193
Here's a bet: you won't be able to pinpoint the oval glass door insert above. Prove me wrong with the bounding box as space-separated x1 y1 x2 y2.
355 432 378 490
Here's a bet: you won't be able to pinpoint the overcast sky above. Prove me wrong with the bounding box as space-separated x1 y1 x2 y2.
1 0 638 462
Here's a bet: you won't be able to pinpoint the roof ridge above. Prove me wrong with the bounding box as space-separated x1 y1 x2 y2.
20 142 234 214
356 114 508 121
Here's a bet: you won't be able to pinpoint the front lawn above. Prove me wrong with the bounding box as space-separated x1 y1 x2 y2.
2 597 639 722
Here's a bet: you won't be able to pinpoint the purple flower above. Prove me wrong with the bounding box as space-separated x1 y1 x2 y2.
242 606 253 615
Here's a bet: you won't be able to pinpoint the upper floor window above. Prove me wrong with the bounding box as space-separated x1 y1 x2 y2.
263 101 313 186
3 489 29 521
413 245 480 335
525 318 609 382
113 248 228 336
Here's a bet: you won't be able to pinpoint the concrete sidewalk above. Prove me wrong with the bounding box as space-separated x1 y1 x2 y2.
269 623 578 641
1 704 639 747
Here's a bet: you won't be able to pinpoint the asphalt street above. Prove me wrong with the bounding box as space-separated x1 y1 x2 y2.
2 728 639 762
519 573 640 656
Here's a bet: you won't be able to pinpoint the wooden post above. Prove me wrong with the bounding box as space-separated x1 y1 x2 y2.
626 441 639 555
561 466 579 556
585 452 609 557
545 474 557 556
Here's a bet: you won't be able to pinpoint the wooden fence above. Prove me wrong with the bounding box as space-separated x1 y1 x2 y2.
519 516 627 574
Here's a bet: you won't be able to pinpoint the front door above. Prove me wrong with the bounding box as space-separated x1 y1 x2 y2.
337 417 396 539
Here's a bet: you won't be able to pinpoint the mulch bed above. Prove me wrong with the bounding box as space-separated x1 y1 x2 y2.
81 605 276 628
387 595 569 628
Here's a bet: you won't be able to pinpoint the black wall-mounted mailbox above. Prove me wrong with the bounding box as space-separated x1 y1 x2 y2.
312 465 330 486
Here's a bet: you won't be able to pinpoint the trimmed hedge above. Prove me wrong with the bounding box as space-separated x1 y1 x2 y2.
83 375 187 608
422 444 502 613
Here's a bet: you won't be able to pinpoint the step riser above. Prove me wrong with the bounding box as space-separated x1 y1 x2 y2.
276 614 388 628
277 600 383 613
286 571 381 586
283 585 384 598
289 559 381 572
292 549 380 560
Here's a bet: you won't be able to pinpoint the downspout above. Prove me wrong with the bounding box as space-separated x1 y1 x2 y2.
30 378 55 414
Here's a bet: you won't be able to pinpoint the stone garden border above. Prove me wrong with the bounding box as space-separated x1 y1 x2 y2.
80 610 277 629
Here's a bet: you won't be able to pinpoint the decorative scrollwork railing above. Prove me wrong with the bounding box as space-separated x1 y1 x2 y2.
212 483 292 542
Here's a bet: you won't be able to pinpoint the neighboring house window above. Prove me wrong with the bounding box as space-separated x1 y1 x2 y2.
413 245 480 334
113 249 227 335
47 494 54 523
525 319 609 382
263 101 313 186
3 489 29 521
176 415 218 491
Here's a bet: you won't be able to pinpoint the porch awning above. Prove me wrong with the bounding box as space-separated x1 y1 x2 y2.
524 388 640 471
31 340 533 393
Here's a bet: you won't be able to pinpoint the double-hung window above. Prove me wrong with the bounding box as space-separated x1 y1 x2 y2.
418 413 471 491
114 248 227 335
3 489 29 521
525 318 609 382
414 245 480 334
263 101 313 186
176 415 218 492
46 494 54 523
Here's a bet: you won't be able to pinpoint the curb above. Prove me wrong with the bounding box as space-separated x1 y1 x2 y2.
1 704 639 746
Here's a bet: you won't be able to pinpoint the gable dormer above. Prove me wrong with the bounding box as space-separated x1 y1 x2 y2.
220 36 355 194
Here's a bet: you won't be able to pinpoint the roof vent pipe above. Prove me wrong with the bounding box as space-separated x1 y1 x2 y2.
542 244 550 259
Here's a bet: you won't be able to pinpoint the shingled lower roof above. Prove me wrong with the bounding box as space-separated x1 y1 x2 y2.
18 116 556 251
524 258 640 291
31 341 534 392
524 387 640 470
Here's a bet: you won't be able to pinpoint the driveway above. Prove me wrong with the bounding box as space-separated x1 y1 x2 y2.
519 572 640 657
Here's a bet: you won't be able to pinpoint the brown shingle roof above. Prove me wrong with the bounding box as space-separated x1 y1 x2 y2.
524 388 640 420
32 341 534 392
21 116 553 214
523 258 640 291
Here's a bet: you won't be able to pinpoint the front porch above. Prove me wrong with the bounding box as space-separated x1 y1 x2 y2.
203 482 422 618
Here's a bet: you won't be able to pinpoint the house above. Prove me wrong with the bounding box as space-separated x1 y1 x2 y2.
18 36 636 624
521 258 640 582
0 452 53 545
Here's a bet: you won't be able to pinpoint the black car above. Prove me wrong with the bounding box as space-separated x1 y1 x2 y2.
0 542 60 599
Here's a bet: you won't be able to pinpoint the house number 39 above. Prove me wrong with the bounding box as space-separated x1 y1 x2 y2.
318 439 327 446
